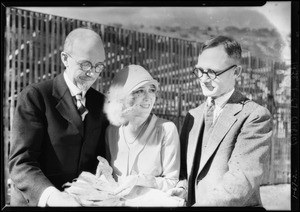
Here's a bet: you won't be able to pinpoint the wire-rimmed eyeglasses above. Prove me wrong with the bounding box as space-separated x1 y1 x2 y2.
65 52 106 74
192 65 237 80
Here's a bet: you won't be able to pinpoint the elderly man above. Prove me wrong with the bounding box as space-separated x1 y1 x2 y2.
8 28 109 206
170 35 272 207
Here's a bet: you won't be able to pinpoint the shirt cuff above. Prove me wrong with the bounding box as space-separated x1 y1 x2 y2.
38 186 59 207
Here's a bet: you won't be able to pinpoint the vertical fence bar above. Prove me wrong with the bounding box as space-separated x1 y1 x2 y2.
56 16 61 75
163 36 167 115
40 13 45 81
61 17 66 71
167 37 172 120
34 12 39 83
155 34 160 113
23 10 28 88
160 36 164 114
10 8 16 133
16 9 22 94
108 26 114 83
45 14 49 80
50 15 55 78
4 7 12 205
143 32 147 68
28 11 34 85
121 28 126 67
99 24 105 93
114 27 119 80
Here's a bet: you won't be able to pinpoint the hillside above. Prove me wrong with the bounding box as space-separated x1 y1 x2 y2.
18 6 287 61
110 23 284 61
104 8 285 61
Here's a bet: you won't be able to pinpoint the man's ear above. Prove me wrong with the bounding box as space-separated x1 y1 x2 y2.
234 66 242 77
61 52 68 67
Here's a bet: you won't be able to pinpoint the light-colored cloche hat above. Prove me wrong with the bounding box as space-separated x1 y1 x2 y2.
104 64 159 126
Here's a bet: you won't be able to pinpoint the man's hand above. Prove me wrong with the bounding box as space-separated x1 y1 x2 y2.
46 190 81 206
95 156 113 178
166 187 187 200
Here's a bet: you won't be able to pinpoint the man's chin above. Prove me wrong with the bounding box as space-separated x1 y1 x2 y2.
202 91 215 97
77 83 93 91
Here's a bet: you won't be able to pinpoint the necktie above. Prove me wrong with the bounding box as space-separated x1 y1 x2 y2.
205 98 215 130
202 98 215 150
75 93 89 121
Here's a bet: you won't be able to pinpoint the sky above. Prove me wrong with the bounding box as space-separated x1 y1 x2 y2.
17 1 291 61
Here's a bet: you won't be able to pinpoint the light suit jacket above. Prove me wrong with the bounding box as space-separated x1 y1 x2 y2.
106 114 180 192
8 73 109 206
179 90 272 206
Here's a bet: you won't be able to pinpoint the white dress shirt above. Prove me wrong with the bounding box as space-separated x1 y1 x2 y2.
63 71 87 105
207 89 235 124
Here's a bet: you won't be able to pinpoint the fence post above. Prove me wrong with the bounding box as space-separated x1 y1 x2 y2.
177 87 182 129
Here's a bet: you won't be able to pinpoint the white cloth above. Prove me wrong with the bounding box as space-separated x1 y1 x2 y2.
37 186 59 207
124 187 185 207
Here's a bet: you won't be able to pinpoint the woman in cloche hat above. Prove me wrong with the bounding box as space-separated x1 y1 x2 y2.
101 64 181 195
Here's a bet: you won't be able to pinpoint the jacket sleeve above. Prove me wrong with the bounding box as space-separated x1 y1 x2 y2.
153 121 181 192
177 113 192 187
194 106 272 206
8 86 53 206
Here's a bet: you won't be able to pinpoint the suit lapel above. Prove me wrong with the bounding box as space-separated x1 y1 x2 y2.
53 73 83 137
187 105 205 177
84 89 103 131
196 90 246 176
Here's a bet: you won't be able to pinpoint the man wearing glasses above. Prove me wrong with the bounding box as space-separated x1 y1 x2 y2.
169 36 272 207
9 28 109 206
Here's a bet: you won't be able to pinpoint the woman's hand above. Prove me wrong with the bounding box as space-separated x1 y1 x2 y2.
95 156 113 178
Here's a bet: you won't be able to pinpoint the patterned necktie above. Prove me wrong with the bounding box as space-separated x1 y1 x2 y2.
75 93 89 121
205 98 215 130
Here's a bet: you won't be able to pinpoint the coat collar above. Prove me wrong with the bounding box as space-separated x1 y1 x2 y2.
187 104 205 176
188 90 248 177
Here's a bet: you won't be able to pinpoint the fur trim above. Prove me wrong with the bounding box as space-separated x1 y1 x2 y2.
104 85 149 126
103 85 128 126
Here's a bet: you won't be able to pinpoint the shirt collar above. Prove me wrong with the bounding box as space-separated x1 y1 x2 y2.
207 88 235 108
63 71 87 98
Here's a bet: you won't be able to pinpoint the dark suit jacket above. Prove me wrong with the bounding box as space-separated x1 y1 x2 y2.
179 90 272 207
8 73 109 206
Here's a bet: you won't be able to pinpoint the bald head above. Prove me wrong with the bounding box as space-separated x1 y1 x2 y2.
63 28 105 58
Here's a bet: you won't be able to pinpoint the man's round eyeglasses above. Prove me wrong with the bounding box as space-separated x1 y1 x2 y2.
65 52 105 74
192 65 237 80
